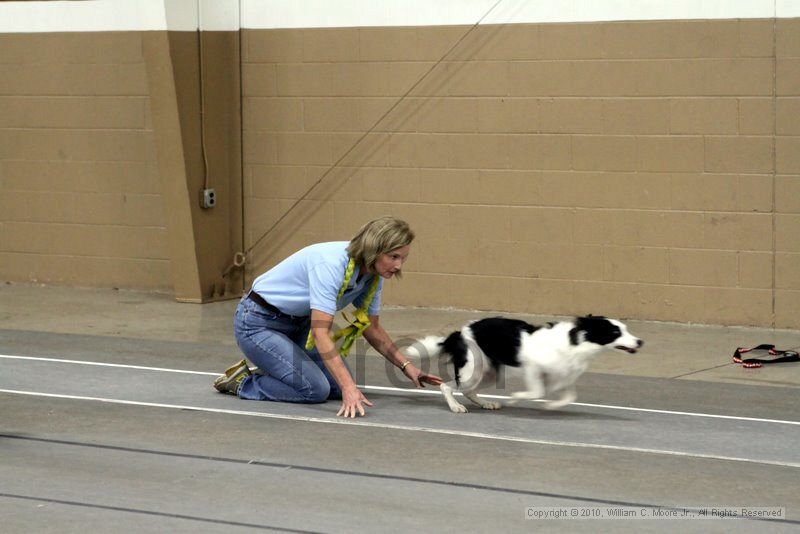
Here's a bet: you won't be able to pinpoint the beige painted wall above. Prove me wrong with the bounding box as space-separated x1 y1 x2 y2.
241 19 800 328
0 18 797 328
0 32 171 290
0 30 243 301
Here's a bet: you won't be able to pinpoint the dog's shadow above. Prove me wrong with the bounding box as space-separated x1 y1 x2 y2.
494 403 629 422
392 395 630 422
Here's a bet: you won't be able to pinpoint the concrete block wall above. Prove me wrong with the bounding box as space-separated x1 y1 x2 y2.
0 1 798 328
776 18 800 329
241 7 800 329
0 1 243 301
0 32 170 289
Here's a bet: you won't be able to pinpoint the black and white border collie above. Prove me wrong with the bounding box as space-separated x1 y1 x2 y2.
411 315 643 413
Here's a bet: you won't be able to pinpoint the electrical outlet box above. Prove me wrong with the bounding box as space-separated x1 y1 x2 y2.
200 188 216 209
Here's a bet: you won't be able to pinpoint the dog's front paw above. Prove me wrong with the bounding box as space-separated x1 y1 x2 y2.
482 401 502 410
542 400 572 410
449 403 468 413
510 391 543 401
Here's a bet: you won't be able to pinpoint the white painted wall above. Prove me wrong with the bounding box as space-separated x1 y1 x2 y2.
0 0 798 33
0 0 239 32
242 0 795 29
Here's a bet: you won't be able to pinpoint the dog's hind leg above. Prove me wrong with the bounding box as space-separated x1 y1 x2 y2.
440 382 468 413
543 386 577 410
463 391 502 410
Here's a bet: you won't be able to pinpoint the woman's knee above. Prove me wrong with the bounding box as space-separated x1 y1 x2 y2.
234 330 333 403
300 378 330 403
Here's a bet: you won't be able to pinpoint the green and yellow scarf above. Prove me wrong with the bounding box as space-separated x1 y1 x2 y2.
305 257 380 357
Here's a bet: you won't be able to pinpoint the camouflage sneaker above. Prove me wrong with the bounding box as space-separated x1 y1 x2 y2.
213 359 252 395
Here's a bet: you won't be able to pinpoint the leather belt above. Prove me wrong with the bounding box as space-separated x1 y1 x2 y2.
246 291 307 321
247 291 285 316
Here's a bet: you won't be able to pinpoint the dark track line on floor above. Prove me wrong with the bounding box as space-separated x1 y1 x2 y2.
3 434 798 526
670 362 733 379
0 492 322 533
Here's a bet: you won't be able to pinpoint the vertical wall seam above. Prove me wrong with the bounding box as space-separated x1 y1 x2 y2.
239 0 247 289
771 3 778 328
197 0 214 193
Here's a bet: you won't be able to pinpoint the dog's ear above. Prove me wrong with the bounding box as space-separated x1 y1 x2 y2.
569 326 586 345
578 314 606 322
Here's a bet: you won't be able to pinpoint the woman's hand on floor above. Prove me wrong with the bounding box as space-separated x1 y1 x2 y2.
338 385 373 418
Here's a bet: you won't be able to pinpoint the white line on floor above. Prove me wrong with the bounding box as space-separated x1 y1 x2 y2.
361 384 800 426
2 353 799 427
0 354 214 376
1 387 798 469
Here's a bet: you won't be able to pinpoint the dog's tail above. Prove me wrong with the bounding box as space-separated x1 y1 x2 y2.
405 335 445 360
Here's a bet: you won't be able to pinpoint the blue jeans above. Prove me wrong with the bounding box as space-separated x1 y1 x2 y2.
233 295 348 403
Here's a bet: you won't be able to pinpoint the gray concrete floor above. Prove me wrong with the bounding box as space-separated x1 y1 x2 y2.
1 282 799 533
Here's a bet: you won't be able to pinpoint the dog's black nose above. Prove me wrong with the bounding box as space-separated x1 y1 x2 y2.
637 339 644 347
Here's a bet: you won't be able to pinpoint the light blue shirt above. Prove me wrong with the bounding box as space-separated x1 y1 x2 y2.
251 241 383 317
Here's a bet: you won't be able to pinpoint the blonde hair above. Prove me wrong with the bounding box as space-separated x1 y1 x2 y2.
348 216 415 276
